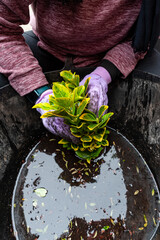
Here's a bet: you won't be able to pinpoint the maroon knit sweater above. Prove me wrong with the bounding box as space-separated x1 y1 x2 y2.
0 0 143 96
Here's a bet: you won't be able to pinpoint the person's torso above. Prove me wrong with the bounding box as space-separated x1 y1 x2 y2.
30 0 142 66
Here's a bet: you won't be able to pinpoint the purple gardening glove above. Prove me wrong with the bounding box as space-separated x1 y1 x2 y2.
80 66 111 116
36 89 79 143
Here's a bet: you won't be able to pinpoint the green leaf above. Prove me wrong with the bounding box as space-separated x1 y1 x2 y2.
82 141 93 148
70 127 80 133
92 127 106 142
40 111 55 118
73 85 85 102
93 133 104 142
70 128 82 137
71 133 82 138
48 94 55 105
41 109 71 120
81 135 92 142
94 143 102 148
73 74 80 87
71 143 79 151
80 147 85 151
63 143 71 148
83 77 90 94
48 95 60 110
71 104 76 115
54 97 73 108
101 139 109 146
66 83 75 89
58 139 70 144
87 123 100 131
75 150 92 160
99 112 114 128
60 70 79 87
32 102 55 111
75 147 103 160
79 113 97 122
77 98 90 116
52 82 70 98
84 108 97 118
102 112 114 121
34 188 47 198
60 70 73 82
98 105 108 119
71 122 86 129
105 130 110 135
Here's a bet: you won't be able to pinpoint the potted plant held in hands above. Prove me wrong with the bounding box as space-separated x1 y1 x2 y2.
33 70 114 162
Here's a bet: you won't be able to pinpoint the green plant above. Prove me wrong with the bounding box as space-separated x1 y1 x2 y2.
33 70 113 162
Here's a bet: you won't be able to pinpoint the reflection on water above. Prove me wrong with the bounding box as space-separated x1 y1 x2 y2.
12 130 160 240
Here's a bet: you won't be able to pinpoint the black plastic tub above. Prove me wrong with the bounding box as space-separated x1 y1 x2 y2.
0 48 160 239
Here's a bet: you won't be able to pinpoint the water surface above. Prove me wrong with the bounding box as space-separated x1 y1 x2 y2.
12 129 160 240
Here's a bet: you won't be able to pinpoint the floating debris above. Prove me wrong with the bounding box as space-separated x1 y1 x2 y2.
69 220 72 229
93 230 97 238
34 188 48 198
68 186 71 193
85 172 89 176
144 215 148 227
27 226 30 233
110 198 114 206
89 203 96 207
134 190 139 195
138 227 144 231
22 198 27 201
136 166 139 173
103 226 110 231
110 218 115 225
87 159 91 164
36 224 48 234
153 217 156 226
32 199 38 208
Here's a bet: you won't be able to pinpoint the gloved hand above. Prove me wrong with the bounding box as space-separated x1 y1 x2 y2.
36 89 79 143
80 66 111 116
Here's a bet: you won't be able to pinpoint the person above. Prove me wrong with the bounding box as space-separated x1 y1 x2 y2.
0 0 159 142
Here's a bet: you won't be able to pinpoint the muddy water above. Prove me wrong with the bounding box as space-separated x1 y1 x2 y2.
12 128 160 240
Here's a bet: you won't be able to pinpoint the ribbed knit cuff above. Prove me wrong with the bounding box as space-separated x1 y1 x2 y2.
92 66 112 84
36 89 53 104
100 59 121 81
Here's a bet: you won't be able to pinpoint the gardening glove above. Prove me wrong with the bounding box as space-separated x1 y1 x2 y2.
80 66 111 116
36 89 79 143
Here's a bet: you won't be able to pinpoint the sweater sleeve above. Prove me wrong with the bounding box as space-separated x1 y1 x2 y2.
103 40 146 78
0 0 48 96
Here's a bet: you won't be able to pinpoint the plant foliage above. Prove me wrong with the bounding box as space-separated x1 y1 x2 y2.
33 70 114 161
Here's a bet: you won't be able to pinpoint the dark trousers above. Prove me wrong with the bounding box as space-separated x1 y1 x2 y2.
0 31 64 88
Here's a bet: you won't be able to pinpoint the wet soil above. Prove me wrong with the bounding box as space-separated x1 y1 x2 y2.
11 128 160 240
